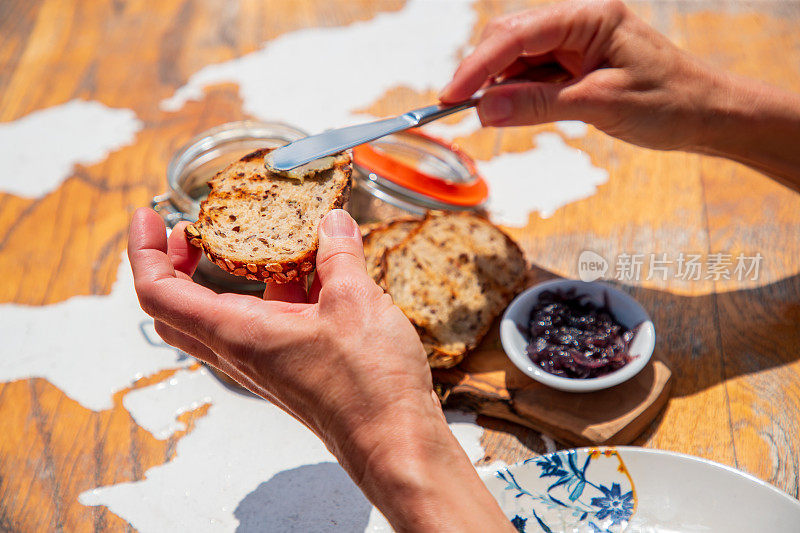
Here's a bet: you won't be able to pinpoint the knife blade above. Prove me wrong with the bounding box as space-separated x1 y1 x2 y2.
265 62 573 172
264 99 478 172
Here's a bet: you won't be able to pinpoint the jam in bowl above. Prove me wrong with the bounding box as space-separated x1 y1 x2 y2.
500 279 655 392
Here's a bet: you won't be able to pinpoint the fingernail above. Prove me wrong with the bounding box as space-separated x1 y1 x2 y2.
321 209 357 238
480 94 513 123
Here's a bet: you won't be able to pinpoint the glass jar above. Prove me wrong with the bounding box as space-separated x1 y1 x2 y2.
152 120 308 291
154 124 487 289
347 130 488 224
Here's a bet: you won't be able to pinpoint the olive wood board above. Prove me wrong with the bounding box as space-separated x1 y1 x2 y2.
433 325 672 447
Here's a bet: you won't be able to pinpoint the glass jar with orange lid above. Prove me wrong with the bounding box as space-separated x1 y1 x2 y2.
152 120 308 291
347 129 488 223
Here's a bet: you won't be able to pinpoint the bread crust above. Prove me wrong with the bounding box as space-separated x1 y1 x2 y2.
381 211 526 368
359 216 419 237
361 216 421 286
185 148 352 283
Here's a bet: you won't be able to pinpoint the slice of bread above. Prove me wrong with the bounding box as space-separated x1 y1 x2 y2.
362 218 421 284
382 212 526 368
185 148 352 283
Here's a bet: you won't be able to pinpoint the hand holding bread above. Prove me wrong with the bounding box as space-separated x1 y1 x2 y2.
134 122 522 532
128 207 512 531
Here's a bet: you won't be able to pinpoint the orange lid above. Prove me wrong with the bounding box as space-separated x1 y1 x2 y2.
352 130 488 208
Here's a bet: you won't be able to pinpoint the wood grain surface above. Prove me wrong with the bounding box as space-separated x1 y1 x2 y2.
437 352 672 446
1 0 799 531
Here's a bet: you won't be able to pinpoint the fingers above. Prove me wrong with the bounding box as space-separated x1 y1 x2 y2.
129 207 173 275
314 209 368 288
168 221 202 277
313 209 382 312
440 7 571 102
476 81 584 127
263 277 308 304
129 208 195 289
153 319 290 412
128 208 279 352
439 0 626 103
153 319 222 367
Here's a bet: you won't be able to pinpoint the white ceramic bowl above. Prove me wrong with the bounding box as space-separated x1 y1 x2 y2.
500 279 655 392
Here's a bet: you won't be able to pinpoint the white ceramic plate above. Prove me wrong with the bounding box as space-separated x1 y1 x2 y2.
482 447 800 532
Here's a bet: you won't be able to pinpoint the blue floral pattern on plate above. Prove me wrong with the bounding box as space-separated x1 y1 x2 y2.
488 448 635 533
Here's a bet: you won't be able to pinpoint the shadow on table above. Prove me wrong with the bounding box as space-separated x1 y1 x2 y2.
455 264 800 449
234 462 372 532
506 264 800 398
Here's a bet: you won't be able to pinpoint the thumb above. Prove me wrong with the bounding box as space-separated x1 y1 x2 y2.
314 209 368 287
477 82 582 127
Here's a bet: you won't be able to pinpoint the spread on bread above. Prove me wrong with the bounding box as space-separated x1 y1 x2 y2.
185 147 352 283
188 154 525 369
264 152 348 182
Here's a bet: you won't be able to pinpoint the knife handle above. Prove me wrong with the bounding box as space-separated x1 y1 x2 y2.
406 62 571 128
405 98 479 127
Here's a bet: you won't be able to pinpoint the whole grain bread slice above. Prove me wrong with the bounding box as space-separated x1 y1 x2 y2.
382 212 526 368
185 148 352 283
362 218 421 285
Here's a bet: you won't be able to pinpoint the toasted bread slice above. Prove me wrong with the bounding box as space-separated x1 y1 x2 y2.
185 148 352 283
382 212 526 368
362 218 421 284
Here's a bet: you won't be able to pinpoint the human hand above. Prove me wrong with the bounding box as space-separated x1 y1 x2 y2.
440 0 729 152
441 0 800 189
128 207 511 531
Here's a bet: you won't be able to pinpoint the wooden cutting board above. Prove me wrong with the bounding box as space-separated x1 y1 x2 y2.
433 322 672 447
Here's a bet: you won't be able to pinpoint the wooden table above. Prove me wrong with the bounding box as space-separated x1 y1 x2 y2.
1 0 799 530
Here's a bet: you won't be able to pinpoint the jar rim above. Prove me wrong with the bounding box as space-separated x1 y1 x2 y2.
352 130 488 210
165 120 309 217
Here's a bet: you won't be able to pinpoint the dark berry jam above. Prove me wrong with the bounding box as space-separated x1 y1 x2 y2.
526 288 636 379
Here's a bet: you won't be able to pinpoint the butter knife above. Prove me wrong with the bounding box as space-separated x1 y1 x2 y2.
265 62 572 172
264 98 478 172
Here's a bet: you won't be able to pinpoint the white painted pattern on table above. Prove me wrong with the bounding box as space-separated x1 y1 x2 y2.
159 0 607 224
160 0 476 135
0 100 142 198
0 0 613 529
0 253 189 411
82 366 499 532
479 132 608 225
